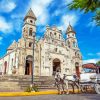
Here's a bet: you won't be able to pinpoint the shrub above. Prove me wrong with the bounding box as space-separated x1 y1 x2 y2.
32 85 39 92
25 86 33 92
25 85 39 92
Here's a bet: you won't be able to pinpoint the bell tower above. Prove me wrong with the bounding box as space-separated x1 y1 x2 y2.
22 8 37 47
66 24 78 49
19 8 37 75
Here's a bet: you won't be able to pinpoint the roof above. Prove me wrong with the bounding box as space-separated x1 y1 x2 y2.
24 8 37 20
82 63 97 69
66 24 75 34
7 40 17 50
51 25 61 33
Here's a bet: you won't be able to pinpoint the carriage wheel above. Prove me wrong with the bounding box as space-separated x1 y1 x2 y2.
82 86 88 93
94 84 100 94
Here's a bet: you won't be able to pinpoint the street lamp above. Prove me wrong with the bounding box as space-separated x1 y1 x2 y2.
31 32 35 84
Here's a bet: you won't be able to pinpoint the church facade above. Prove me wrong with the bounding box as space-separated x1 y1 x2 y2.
0 9 82 77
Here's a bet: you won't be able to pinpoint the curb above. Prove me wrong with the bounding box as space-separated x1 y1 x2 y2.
0 89 80 97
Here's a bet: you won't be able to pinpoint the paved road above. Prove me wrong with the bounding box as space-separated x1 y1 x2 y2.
0 94 100 100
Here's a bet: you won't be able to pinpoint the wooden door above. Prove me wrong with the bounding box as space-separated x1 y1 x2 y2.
29 61 32 75
76 66 80 78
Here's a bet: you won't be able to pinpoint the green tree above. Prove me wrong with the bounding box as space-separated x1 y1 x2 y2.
68 0 100 26
96 61 100 66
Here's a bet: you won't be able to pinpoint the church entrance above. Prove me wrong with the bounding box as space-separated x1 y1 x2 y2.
25 55 33 75
75 62 80 78
53 58 61 75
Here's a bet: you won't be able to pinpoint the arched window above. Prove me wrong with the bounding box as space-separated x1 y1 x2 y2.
50 32 52 37
30 20 33 23
72 34 74 37
29 28 33 36
55 48 57 52
68 41 70 48
75 52 77 56
54 32 56 38
75 62 79 67
59 34 60 39
4 61 7 74
73 41 76 47
12 59 13 67
23 28 25 32
29 42 32 47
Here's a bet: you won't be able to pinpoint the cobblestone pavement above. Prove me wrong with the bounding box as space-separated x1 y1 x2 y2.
0 94 100 100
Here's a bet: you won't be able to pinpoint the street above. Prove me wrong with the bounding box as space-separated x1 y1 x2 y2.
0 94 100 100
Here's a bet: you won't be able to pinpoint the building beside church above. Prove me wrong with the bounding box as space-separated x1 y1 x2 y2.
0 9 82 77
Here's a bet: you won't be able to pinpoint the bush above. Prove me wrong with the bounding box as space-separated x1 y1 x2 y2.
32 85 39 92
25 86 33 92
25 85 39 92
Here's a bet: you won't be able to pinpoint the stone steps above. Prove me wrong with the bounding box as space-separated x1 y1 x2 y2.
19 80 56 90
0 75 56 91
0 81 21 91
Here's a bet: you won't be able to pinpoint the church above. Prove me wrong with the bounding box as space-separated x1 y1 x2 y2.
0 9 82 77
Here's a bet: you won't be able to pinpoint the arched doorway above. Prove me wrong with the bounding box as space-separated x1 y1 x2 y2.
75 62 80 78
4 61 7 74
53 58 61 75
25 55 33 75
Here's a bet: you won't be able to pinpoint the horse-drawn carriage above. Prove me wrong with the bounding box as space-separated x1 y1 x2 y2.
54 64 100 94
79 63 100 94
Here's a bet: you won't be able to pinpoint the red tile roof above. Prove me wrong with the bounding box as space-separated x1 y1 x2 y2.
82 63 97 69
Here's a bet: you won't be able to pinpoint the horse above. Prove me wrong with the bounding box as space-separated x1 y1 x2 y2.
61 74 80 94
55 73 82 94
54 72 69 94
69 74 85 93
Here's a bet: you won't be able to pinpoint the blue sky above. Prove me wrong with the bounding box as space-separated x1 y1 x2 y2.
0 0 100 64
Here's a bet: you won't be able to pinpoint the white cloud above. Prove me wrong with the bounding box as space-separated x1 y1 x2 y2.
13 19 23 32
87 20 96 32
83 59 100 64
0 16 13 33
11 13 24 32
58 14 78 32
0 0 16 13
65 0 73 4
97 52 100 56
29 0 53 25
87 20 96 27
87 53 94 56
87 52 100 57
52 10 61 16
11 14 24 19
0 37 3 41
